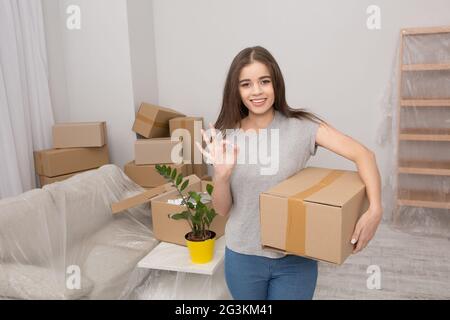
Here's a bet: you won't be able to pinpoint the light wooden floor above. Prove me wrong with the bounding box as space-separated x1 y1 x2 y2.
314 222 450 300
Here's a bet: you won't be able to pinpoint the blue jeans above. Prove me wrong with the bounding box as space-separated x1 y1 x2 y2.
224 246 318 300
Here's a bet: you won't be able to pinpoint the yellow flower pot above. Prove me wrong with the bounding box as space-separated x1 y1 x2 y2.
185 231 216 264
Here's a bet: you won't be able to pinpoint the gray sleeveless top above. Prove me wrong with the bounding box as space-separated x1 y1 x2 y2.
223 110 320 258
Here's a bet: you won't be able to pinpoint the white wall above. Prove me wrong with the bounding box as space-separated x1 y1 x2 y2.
41 0 450 179
151 0 450 177
127 0 159 112
42 0 158 168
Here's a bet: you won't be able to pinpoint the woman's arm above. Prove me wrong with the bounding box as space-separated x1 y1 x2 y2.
212 176 233 217
315 123 383 254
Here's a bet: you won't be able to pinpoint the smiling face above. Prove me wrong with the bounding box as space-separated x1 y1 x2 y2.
238 61 275 117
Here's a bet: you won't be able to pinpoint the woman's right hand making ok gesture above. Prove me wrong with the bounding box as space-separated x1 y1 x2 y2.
195 123 239 181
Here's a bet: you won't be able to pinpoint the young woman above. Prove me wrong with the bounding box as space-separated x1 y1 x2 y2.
196 46 382 300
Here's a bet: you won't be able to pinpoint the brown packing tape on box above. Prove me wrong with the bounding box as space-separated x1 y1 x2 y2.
285 170 344 255
136 113 168 129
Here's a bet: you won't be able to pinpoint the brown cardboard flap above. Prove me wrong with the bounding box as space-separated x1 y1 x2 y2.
111 183 173 214
149 174 202 203
111 174 201 214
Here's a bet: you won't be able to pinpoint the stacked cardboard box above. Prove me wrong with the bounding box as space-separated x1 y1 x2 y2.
135 138 183 165
34 122 110 187
169 117 208 179
132 102 185 138
125 102 209 188
117 103 216 244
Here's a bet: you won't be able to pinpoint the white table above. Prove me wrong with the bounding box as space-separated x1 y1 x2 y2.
138 236 226 275
136 236 231 300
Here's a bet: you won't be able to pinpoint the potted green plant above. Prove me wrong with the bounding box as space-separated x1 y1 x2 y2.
155 164 218 264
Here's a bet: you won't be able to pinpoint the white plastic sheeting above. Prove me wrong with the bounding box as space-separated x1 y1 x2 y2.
0 165 230 299
377 30 450 237
121 264 231 300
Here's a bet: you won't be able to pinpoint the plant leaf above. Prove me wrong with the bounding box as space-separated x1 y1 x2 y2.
205 208 217 226
206 184 214 196
186 202 195 209
188 191 201 204
191 213 201 226
180 179 189 192
176 174 182 186
171 168 177 180
168 211 189 221
196 201 205 210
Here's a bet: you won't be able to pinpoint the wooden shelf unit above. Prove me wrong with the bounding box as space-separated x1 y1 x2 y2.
396 26 450 211
399 160 450 176
401 26 450 36
399 128 450 141
402 63 450 71
400 99 450 108
397 190 450 209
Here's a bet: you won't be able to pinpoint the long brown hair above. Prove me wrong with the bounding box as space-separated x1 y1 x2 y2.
215 46 325 131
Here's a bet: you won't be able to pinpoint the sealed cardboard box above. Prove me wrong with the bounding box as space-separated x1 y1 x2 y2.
53 122 107 148
132 103 185 138
135 137 183 165
169 117 202 163
39 170 93 187
260 167 369 265
169 116 208 179
34 145 110 177
150 176 228 246
124 161 191 188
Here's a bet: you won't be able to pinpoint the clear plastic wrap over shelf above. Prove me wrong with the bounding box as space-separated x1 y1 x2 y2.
0 165 230 299
377 28 450 238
